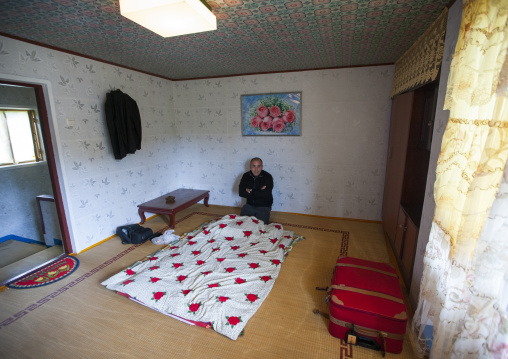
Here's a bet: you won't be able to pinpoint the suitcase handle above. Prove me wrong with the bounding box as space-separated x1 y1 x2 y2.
319 311 395 357
346 329 381 351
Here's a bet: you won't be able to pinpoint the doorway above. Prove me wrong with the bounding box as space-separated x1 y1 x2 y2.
0 80 72 286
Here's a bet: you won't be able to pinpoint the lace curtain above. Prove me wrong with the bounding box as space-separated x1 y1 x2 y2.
412 0 508 358
391 8 448 98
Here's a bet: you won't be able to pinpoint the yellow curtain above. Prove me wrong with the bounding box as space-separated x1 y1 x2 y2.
412 0 508 357
435 0 508 262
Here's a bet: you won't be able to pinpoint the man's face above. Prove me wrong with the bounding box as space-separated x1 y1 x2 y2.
250 160 263 176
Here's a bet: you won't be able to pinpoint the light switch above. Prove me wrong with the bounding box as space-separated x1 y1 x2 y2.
66 118 76 126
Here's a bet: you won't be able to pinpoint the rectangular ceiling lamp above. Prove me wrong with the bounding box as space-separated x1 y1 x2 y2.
119 0 217 38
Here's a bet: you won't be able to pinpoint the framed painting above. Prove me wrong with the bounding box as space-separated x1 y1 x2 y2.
241 92 301 136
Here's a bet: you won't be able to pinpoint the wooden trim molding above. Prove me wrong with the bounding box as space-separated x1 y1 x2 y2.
33 84 73 254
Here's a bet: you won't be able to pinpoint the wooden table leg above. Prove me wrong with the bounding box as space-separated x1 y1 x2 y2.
204 194 210 207
138 209 147 224
169 213 176 229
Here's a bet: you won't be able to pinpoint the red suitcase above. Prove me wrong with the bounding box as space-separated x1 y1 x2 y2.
322 256 408 355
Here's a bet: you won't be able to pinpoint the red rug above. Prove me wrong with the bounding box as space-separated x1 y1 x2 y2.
7 256 79 289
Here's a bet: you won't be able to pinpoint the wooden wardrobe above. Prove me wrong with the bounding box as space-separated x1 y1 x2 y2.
382 81 438 290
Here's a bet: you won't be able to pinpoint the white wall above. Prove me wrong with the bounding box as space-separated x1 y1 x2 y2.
0 163 54 242
0 35 176 253
0 34 394 253
172 67 394 220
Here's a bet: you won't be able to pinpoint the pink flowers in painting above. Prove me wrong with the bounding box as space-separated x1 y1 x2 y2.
244 93 300 135
251 108 295 133
257 105 268 117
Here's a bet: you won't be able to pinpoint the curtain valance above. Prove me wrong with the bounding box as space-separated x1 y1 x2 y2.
391 8 448 98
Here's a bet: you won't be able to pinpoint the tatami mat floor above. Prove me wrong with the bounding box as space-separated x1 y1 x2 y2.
0 204 418 359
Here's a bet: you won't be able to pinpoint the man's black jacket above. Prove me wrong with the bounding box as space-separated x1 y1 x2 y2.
105 89 142 160
239 170 274 207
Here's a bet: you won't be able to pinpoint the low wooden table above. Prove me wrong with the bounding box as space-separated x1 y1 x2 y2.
137 188 210 229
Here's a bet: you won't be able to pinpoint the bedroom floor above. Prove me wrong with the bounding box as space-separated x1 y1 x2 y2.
0 204 418 359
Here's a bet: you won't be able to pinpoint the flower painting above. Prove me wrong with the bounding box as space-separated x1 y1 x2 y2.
242 92 301 136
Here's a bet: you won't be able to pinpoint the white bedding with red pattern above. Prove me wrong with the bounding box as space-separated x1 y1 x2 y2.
101 214 303 340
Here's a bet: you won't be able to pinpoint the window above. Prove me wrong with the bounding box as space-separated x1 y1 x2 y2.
0 110 44 166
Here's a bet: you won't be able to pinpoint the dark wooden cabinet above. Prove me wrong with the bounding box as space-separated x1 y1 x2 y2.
394 207 406 257
401 214 418 287
394 206 419 287
382 92 414 243
382 82 438 290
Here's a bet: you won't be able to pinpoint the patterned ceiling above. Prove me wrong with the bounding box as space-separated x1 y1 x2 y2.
0 0 449 80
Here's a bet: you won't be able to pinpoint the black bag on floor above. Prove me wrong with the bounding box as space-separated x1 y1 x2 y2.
116 224 154 244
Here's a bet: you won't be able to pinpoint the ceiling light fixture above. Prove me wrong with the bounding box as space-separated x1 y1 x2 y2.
119 0 217 38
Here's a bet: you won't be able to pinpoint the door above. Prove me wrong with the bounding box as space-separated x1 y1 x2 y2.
401 216 418 289
382 92 414 243
0 80 71 286
392 205 419 290
394 206 406 257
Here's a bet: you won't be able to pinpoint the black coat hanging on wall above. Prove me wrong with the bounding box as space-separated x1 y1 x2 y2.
105 89 142 160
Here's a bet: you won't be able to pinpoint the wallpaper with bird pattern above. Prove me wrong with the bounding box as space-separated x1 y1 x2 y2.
0 35 393 253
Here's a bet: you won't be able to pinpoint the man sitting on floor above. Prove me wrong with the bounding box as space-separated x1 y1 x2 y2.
239 157 274 224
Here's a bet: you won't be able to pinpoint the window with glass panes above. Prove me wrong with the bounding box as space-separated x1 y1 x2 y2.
0 110 43 166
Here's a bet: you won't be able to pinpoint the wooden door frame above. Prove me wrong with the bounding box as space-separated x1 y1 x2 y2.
0 79 73 257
